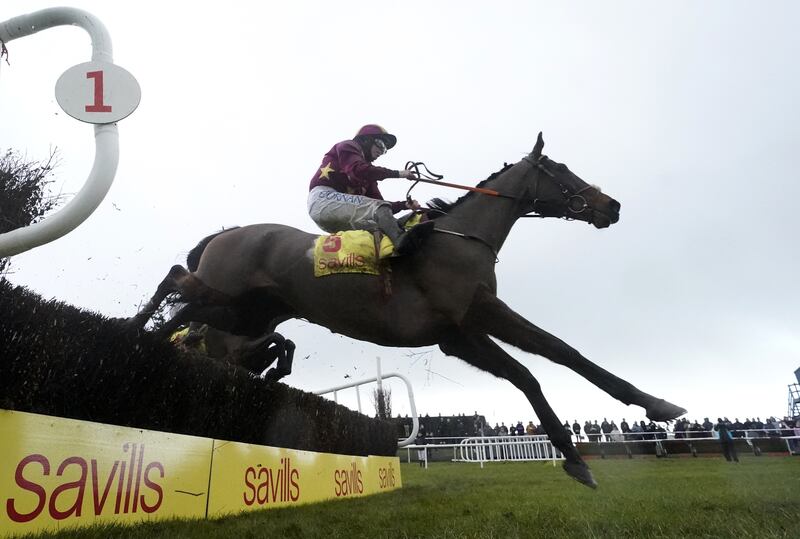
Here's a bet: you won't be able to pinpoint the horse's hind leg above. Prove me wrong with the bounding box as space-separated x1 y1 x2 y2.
241 332 295 382
439 332 596 489
127 265 187 329
232 331 295 381
264 338 295 383
463 284 686 422
129 265 234 330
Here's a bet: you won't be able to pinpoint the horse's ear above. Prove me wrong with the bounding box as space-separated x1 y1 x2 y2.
531 132 544 159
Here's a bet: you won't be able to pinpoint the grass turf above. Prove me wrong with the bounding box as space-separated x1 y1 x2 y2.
21 456 800 538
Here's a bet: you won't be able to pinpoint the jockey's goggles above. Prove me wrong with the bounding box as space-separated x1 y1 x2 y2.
373 138 388 155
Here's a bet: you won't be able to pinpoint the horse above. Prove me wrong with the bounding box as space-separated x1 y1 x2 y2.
129 133 686 488
170 324 295 382
165 251 296 381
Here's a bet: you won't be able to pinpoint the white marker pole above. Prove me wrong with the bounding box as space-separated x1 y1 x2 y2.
0 8 139 258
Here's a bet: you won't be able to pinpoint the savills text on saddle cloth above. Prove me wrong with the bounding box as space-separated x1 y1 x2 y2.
313 215 424 277
313 230 394 277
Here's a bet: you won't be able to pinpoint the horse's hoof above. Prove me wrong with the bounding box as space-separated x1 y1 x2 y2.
562 461 597 489
646 399 687 422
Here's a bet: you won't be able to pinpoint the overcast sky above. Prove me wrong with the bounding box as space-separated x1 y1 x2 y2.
2 1 798 431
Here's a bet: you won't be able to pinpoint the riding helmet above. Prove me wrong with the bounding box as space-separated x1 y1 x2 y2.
354 124 397 149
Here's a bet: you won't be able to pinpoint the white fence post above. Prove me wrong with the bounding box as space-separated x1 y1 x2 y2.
0 8 138 257
314 372 419 447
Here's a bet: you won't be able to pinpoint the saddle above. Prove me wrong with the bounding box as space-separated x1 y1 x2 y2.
313 230 394 277
313 215 427 277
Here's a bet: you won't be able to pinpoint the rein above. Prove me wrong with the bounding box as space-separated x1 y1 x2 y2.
406 156 602 262
404 157 599 221
404 161 516 201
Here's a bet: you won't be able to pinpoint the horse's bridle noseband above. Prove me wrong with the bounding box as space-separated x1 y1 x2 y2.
520 155 600 222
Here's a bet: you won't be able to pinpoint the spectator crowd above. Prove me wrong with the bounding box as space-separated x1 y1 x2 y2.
396 413 800 444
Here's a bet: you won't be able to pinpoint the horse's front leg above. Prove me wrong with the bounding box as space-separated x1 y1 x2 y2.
462 284 686 422
439 332 596 488
129 265 235 331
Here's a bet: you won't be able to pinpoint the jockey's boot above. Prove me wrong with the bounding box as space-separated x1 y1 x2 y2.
375 206 435 255
375 205 405 250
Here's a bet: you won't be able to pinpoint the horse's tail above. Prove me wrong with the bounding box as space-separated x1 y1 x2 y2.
186 227 240 271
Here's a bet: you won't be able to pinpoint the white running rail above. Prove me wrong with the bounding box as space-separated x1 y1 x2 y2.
314 371 419 448
0 7 119 257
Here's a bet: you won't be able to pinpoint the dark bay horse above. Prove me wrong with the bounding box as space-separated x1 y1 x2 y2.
171 324 295 381
130 133 685 488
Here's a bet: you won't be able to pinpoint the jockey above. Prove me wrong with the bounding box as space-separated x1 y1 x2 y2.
307 124 435 255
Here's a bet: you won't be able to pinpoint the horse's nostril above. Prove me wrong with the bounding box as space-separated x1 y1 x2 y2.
610 200 621 213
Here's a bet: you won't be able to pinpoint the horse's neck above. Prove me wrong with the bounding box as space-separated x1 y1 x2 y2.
438 162 528 254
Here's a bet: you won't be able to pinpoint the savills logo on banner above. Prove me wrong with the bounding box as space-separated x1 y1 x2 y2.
333 461 363 497
4 443 164 523
0 410 402 536
378 462 396 490
242 458 300 506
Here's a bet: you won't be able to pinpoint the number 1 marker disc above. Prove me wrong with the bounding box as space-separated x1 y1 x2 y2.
55 61 141 124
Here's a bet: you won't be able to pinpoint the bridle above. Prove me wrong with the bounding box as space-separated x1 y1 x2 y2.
519 155 601 222
407 155 605 262
406 156 603 222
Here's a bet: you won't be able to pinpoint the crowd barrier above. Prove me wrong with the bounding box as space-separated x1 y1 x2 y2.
0 409 401 537
404 435 563 469
456 435 562 467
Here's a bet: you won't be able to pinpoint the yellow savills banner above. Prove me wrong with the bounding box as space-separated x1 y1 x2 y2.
0 410 401 537
0 409 212 537
208 441 401 516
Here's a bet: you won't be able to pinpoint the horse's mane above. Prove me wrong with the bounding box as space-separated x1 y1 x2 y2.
425 162 515 219
187 226 240 271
